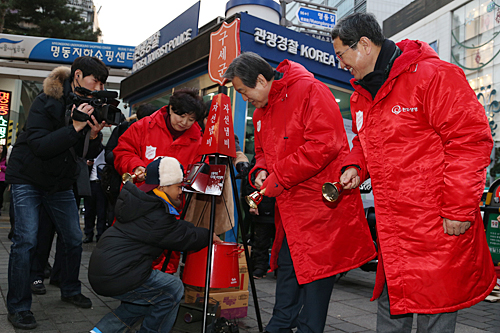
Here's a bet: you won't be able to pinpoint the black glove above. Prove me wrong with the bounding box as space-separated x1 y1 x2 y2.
235 161 250 179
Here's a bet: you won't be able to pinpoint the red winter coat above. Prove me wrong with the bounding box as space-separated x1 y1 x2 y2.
249 60 376 285
343 40 496 315
114 106 203 272
114 106 203 175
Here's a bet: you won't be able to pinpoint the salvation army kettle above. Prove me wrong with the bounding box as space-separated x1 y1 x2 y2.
182 242 241 288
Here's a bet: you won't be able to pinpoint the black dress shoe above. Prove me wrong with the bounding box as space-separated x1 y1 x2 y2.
61 293 92 308
8 311 37 329
31 280 46 295
83 236 93 243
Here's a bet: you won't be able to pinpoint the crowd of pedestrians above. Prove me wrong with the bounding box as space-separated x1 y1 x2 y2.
3 11 498 333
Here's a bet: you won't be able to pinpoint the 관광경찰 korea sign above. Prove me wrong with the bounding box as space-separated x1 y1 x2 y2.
0 33 134 69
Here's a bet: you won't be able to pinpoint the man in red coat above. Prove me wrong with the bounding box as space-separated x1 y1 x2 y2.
223 52 376 333
332 13 496 332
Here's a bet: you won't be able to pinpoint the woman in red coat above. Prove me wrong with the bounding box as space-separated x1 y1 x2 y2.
113 88 205 273
224 52 376 333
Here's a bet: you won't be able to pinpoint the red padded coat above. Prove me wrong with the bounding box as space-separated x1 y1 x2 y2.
113 106 203 175
343 39 496 314
248 60 376 285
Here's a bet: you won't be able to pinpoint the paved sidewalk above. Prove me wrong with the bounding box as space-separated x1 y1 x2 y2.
0 213 499 332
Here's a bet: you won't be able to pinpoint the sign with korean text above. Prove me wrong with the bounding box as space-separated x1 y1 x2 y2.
0 90 12 145
208 19 241 86
0 33 134 69
238 13 353 90
296 6 336 29
199 94 236 157
132 1 200 73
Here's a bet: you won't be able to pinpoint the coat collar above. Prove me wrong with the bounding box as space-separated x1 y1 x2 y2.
266 60 315 107
351 39 439 99
43 66 71 100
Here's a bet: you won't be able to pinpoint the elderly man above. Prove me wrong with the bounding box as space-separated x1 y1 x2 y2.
333 12 496 333
223 52 376 333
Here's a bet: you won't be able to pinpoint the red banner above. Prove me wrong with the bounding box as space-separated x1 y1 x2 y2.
199 94 236 158
208 19 241 86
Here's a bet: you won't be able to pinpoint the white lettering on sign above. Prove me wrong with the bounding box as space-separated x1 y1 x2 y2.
253 27 336 67
133 28 192 73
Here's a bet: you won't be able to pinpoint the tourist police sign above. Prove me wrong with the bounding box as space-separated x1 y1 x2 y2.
296 6 336 29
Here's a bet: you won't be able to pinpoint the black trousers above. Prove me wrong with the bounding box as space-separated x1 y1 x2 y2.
265 236 335 333
251 221 275 272
83 181 107 240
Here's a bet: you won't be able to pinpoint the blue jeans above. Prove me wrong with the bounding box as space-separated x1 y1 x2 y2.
7 184 83 314
92 270 184 333
266 236 335 333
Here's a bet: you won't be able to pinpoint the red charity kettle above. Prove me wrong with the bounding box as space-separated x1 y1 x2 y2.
182 242 241 288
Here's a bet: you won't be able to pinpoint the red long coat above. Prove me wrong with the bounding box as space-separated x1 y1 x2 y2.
114 106 203 272
343 39 496 314
249 60 376 285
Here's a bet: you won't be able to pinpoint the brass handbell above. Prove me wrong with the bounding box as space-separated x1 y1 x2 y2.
245 188 266 209
122 172 137 184
322 182 344 202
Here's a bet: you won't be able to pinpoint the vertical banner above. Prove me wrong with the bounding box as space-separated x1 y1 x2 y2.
0 90 12 146
199 93 236 157
208 19 241 85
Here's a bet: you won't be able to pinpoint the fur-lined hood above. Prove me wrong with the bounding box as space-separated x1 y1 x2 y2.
43 66 71 100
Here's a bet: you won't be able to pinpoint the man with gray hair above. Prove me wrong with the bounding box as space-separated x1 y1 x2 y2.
332 12 496 333
223 52 376 333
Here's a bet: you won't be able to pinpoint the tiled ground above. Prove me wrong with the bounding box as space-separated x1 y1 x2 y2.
0 212 499 332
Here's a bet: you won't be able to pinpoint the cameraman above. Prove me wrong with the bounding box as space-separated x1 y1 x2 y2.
6 56 108 330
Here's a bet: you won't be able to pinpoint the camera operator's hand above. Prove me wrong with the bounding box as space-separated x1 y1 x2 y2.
72 103 93 132
71 103 106 139
134 166 146 183
88 115 106 140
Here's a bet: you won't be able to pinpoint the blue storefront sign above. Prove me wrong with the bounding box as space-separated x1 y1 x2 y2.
239 12 351 90
132 1 200 73
296 6 336 29
0 33 134 69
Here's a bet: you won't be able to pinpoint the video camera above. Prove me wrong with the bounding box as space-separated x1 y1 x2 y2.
70 87 123 126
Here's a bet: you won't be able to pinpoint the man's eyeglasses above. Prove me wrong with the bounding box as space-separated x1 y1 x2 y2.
336 41 358 62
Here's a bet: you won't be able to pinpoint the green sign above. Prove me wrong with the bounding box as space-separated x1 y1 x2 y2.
486 213 500 261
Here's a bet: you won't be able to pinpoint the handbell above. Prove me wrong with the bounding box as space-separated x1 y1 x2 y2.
322 182 344 202
245 189 266 209
122 172 137 184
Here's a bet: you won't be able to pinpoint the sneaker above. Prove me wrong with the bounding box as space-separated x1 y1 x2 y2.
61 293 92 308
31 280 46 295
252 268 267 279
7 310 38 329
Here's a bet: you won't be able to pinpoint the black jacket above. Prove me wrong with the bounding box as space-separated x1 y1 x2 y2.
6 66 102 192
88 182 210 297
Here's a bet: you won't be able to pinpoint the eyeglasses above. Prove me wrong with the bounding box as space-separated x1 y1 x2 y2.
336 41 358 62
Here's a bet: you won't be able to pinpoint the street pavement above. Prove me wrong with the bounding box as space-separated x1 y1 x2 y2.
0 210 499 333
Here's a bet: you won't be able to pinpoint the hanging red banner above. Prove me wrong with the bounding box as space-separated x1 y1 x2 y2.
199 93 236 158
208 19 241 86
